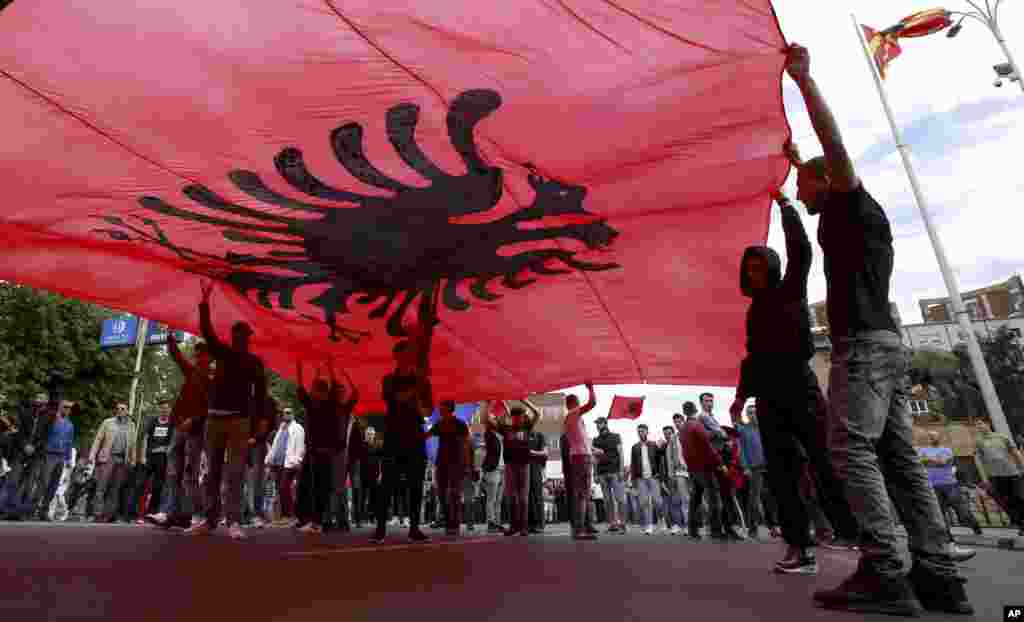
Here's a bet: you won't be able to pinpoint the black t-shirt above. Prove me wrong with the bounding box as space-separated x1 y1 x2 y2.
497 417 537 465
145 417 173 455
817 184 898 338
428 418 469 470
381 372 430 458
592 431 622 475
298 385 354 452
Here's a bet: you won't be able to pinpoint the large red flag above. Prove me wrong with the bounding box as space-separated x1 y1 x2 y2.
0 2 790 413
608 396 645 421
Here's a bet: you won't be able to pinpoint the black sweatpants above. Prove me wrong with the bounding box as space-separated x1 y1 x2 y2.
758 367 858 548
296 451 335 526
376 454 426 532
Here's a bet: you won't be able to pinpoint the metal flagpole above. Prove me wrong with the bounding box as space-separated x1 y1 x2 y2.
851 14 1014 442
128 318 150 422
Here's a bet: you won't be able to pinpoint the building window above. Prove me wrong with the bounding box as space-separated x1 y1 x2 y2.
908 400 929 417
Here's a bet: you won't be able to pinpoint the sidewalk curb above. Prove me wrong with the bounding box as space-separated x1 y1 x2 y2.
896 532 1023 551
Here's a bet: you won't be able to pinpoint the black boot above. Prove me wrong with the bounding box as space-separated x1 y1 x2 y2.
906 560 973 615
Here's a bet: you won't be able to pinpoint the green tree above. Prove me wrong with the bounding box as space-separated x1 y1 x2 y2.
0 283 138 451
956 327 1024 438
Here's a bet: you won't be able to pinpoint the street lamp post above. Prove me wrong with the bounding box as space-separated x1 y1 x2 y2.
947 0 1024 93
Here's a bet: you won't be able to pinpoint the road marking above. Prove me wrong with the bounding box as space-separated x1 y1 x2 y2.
284 536 502 558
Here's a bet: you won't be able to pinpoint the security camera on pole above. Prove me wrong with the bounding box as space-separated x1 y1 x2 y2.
946 0 1024 94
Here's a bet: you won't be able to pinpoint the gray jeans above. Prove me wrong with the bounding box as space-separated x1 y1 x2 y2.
160 429 203 518
483 469 503 525
745 466 766 530
829 332 954 576
635 477 659 528
596 473 626 525
203 416 250 527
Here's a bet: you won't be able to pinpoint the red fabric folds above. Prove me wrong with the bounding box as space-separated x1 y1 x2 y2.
0 1 791 413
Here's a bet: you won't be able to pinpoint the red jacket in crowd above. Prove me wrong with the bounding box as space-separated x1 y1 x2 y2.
682 418 722 474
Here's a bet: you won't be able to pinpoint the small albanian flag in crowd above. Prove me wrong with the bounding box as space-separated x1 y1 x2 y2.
863 8 953 78
608 396 645 420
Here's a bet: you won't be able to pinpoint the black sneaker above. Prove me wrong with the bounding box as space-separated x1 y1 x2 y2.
573 531 597 541
775 552 818 575
487 523 502 533
725 528 746 541
906 560 973 615
814 562 924 617
504 528 520 537
409 529 431 543
370 529 386 544
466 524 476 532
687 532 702 541
528 527 543 534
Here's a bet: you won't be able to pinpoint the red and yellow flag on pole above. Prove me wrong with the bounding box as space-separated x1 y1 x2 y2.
862 8 953 79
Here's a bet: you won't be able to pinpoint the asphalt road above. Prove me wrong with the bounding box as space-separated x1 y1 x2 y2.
2 522 1022 622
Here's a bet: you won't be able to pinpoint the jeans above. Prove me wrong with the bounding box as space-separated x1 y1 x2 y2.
93 460 130 518
689 471 723 536
35 453 67 517
504 463 530 531
528 465 545 529
160 430 202 519
136 453 168 517
376 453 426 532
297 450 335 526
933 483 979 534
329 448 349 526
247 442 268 521
664 475 690 528
596 473 626 526
203 416 250 527
745 466 766 532
569 455 594 533
0 458 32 515
463 475 480 527
829 332 953 577
437 465 466 530
635 477 659 528
270 466 298 518
482 469 504 525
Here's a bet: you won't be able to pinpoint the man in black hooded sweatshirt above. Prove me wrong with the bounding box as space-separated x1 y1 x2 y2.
729 157 859 576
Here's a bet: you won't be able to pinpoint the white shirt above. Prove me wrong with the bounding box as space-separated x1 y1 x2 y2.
640 443 653 479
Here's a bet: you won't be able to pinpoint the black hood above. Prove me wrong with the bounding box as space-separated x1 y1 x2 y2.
739 246 782 298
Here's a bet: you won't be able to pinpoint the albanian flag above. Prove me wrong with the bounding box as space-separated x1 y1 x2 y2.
0 2 790 413
863 8 953 79
608 396 645 420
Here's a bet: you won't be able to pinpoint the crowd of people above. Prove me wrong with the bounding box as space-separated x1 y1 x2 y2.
4 43 1024 617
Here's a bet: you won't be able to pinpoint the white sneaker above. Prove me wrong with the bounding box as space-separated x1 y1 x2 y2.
219 518 228 527
389 518 400 526
643 527 655 535
185 522 212 536
670 526 682 535
400 518 409 528
229 524 246 540
252 517 266 529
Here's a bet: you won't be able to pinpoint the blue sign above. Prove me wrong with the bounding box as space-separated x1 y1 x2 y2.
100 316 184 349
424 403 477 465
100 316 138 349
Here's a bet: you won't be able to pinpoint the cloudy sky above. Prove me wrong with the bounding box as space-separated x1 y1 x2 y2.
555 0 1024 452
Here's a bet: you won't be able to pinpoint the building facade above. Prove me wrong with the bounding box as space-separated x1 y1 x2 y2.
918 275 1024 324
